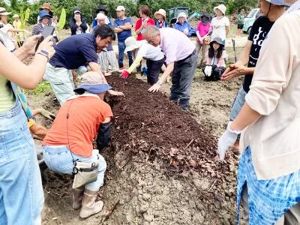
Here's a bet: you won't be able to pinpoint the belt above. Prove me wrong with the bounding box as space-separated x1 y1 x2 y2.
178 49 196 63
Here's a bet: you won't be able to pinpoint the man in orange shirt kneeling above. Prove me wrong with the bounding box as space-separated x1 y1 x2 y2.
42 71 113 219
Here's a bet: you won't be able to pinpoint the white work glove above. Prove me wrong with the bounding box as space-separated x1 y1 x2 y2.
217 122 240 160
204 65 212 77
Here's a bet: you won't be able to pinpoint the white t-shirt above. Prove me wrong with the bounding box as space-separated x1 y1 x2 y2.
137 41 165 61
211 16 230 41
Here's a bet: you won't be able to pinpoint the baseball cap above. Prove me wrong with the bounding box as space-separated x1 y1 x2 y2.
116 6 125 11
74 72 112 95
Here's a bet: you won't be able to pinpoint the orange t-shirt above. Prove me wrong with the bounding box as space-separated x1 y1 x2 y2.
43 95 113 157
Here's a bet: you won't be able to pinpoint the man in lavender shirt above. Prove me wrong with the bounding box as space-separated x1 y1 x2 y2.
144 26 197 110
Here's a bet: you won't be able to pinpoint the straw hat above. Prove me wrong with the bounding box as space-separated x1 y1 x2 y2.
0 7 11 16
214 4 227 15
154 9 166 19
40 2 52 11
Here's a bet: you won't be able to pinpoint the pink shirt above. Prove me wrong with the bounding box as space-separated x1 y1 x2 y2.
197 22 211 37
159 28 195 65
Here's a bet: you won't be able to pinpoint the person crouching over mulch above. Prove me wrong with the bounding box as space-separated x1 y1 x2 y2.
121 36 165 85
203 37 226 81
42 72 113 219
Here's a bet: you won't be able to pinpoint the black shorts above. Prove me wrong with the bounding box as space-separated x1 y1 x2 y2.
237 24 243 29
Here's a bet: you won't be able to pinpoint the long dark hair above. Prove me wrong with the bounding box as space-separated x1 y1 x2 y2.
208 42 224 59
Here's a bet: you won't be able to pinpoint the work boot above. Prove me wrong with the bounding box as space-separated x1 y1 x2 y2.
79 189 104 219
72 187 85 210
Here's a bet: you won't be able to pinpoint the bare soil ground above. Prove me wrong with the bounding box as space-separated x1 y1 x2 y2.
27 46 244 225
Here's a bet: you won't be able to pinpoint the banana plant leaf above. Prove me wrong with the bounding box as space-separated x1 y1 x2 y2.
57 8 66 30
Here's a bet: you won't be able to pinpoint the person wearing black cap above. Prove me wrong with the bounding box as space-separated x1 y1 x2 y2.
196 13 212 67
69 9 88 35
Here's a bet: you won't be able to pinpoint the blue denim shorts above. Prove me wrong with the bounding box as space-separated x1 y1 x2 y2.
229 86 247 121
0 102 44 225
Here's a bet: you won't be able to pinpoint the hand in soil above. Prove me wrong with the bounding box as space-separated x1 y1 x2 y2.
217 129 238 160
148 83 161 93
108 90 125 97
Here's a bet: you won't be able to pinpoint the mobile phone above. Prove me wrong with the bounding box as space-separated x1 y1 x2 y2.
35 26 55 51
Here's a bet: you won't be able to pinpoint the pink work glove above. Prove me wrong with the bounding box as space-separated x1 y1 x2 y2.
121 70 130 79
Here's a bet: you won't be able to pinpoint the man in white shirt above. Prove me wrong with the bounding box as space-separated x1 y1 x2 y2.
121 36 165 85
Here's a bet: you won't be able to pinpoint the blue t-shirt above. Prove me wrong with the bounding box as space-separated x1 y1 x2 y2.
114 17 132 42
50 33 98 69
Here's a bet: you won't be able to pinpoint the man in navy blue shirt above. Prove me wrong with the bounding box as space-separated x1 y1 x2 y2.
114 6 133 69
45 25 115 105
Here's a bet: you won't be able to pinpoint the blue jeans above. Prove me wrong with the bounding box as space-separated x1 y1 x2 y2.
118 41 133 68
42 146 107 191
0 102 44 225
229 86 247 121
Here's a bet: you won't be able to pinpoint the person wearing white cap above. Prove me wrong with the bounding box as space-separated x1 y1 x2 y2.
174 12 194 37
114 5 133 69
121 36 165 85
43 71 113 219
217 0 300 224
154 9 168 28
210 4 230 43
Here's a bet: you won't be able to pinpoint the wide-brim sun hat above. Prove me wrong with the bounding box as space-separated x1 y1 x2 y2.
74 72 112 95
13 14 19 18
124 37 143 53
154 9 167 19
0 7 11 16
210 37 225 47
214 4 227 15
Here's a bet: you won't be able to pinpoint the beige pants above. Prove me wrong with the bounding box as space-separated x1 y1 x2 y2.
196 42 208 66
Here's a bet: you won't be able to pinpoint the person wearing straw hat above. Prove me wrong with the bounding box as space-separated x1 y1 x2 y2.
37 2 53 24
43 71 113 219
154 9 168 28
121 36 165 85
211 4 230 43
0 7 13 38
174 12 194 37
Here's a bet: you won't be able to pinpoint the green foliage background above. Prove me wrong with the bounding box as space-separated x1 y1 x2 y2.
3 0 258 26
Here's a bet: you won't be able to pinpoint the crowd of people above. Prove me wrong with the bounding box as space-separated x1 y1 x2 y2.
1 0 300 224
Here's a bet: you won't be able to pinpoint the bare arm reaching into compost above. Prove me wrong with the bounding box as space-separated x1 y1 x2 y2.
0 35 55 89
148 63 174 92
89 62 125 97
